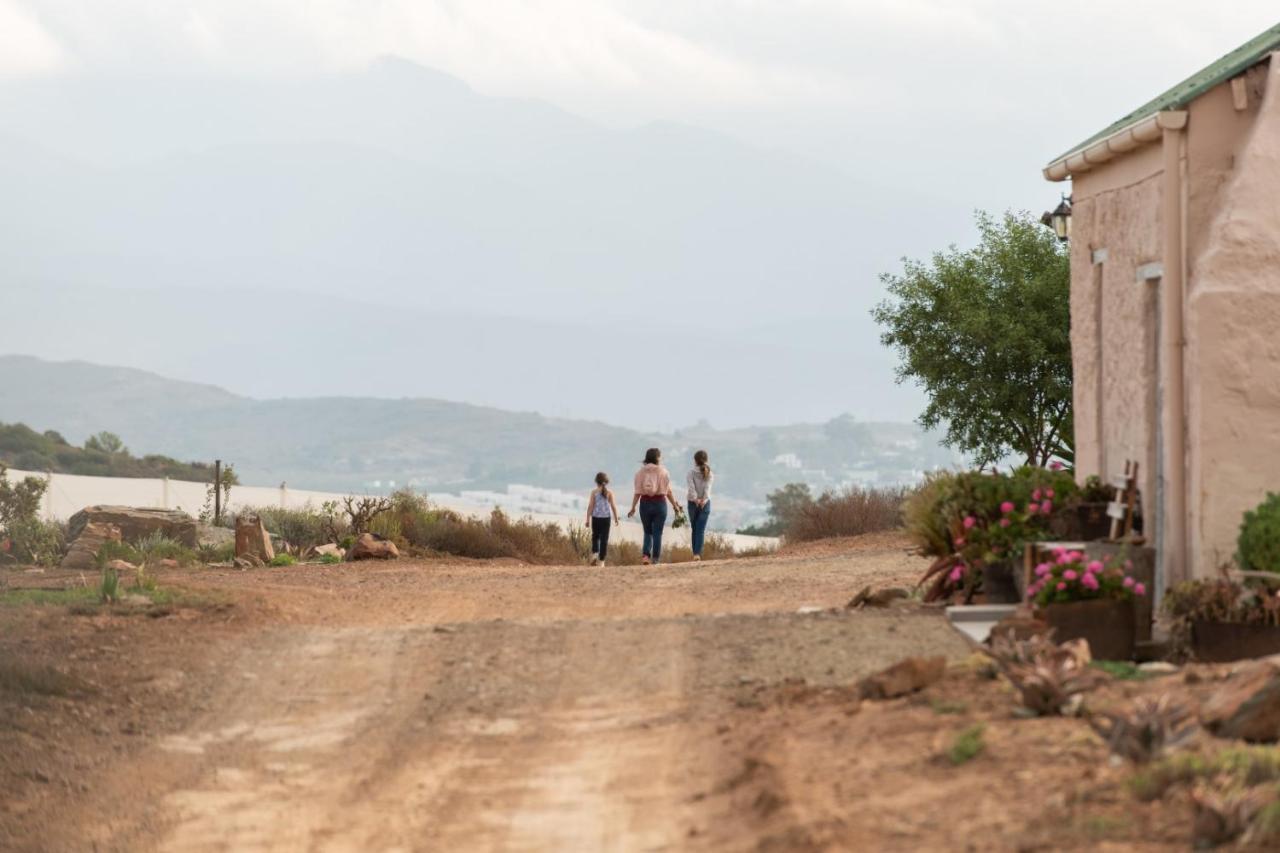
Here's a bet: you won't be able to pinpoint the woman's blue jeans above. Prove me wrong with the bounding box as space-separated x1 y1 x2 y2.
639 500 667 562
687 500 711 555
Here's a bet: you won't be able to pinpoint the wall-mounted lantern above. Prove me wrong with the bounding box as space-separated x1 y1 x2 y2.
1040 195 1072 242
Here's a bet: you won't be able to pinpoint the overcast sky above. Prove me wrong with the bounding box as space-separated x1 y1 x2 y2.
3 2 1278 429
5 2 1277 188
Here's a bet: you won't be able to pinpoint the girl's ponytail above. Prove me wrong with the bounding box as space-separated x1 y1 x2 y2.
694 450 711 481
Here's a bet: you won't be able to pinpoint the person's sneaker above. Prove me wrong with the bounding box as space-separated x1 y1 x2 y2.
642 555 651 565
599 561 607 568
693 555 701 562
591 556 600 566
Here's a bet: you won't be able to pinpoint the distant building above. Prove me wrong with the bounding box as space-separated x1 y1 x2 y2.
1043 24 1280 589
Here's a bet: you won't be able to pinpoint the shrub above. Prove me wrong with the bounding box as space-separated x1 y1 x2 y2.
95 540 143 569
784 484 911 542
903 471 958 558
0 463 64 565
946 724 985 766
5 518 65 567
1238 492 1280 573
1027 547 1146 605
269 553 297 567
197 542 236 564
99 567 120 603
317 553 342 565
235 504 345 551
135 531 198 566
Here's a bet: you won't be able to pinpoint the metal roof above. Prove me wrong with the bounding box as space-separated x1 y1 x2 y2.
1050 22 1280 165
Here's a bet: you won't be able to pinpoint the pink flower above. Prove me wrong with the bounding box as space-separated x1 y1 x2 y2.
1081 573 1099 590
1028 502 1040 513
1134 583 1146 596
1086 560 1103 574
1050 461 1064 471
954 537 966 547
963 516 977 530
1063 569 1078 581
1041 500 1053 514
999 518 1011 528
1057 552 1072 564
1056 581 1067 591
1068 551 1084 562
1123 576 1135 588
1000 501 1015 514
1032 489 1043 501
949 565 964 582
1035 563 1051 576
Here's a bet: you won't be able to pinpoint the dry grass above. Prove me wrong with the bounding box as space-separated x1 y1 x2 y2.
0 660 89 700
784 485 913 542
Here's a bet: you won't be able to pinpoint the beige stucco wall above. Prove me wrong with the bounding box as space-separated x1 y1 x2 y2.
1066 57 1278 580
1069 149 1163 526
1186 57 1280 573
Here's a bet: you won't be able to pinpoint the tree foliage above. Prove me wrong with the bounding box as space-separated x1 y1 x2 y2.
872 211 1072 467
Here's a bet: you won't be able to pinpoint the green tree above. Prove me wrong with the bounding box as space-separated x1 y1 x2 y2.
84 431 128 455
872 211 1072 467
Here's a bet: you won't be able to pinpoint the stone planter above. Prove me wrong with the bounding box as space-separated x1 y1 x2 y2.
980 560 1021 604
1191 621 1280 663
1086 543 1155 643
1042 598 1136 661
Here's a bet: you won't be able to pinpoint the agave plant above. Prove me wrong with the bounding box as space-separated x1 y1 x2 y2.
986 633 1104 716
1190 783 1276 848
1089 694 1199 764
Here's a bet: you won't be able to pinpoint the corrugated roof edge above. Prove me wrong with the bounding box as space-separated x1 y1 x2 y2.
1048 22 1280 166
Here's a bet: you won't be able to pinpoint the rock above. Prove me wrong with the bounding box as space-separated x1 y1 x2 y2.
347 533 399 561
1138 661 1180 675
847 586 910 609
313 543 344 558
68 506 198 548
119 593 152 608
860 656 947 699
233 555 263 570
988 613 1051 643
106 559 138 572
60 522 123 571
157 559 179 569
1201 659 1280 741
234 515 275 564
196 523 235 549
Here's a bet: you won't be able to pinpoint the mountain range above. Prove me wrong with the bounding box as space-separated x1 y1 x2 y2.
0 356 956 503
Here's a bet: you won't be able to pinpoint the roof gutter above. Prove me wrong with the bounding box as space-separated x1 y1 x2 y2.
1044 110 1187 181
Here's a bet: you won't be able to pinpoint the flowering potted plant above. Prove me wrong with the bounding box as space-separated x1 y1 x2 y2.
1162 578 1280 662
1028 547 1146 660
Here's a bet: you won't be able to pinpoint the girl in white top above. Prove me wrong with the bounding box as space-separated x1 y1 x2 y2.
585 471 619 566
686 450 713 561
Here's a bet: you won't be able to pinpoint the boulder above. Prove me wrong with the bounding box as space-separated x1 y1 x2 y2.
235 516 275 564
1201 658 1280 742
106 559 138 572
60 522 123 571
313 543 344 559
68 506 198 548
847 586 910 609
196 523 235 549
860 656 947 699
347 533 400 561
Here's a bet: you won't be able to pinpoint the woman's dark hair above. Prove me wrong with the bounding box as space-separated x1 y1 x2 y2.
595 471 609 492
694 450 711 480
643 447 661 465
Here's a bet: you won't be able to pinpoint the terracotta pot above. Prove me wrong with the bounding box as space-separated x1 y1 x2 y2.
1042 598 1136 660
980 561 1021 604
1191 621 1280 663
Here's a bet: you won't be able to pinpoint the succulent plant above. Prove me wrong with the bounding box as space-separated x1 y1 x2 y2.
1088 694 1199 763
986 633 1104 716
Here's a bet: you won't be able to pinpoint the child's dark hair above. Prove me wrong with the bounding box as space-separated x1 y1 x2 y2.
694 449 711 480
595 471 609 492
643 447 661 465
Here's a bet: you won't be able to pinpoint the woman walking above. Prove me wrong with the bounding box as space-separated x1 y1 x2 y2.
687 450 713 561
626 448 681 565
585 472 619 566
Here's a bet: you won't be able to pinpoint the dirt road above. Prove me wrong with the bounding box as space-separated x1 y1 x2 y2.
8 535 994 851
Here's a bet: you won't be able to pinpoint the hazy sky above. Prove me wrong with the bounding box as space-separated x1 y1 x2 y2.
3 3 1278 429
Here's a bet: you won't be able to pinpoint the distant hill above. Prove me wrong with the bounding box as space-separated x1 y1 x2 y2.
0 421 224 483
0 356 956 500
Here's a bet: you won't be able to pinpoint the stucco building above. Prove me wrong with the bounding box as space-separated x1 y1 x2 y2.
1044 24 1280 592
